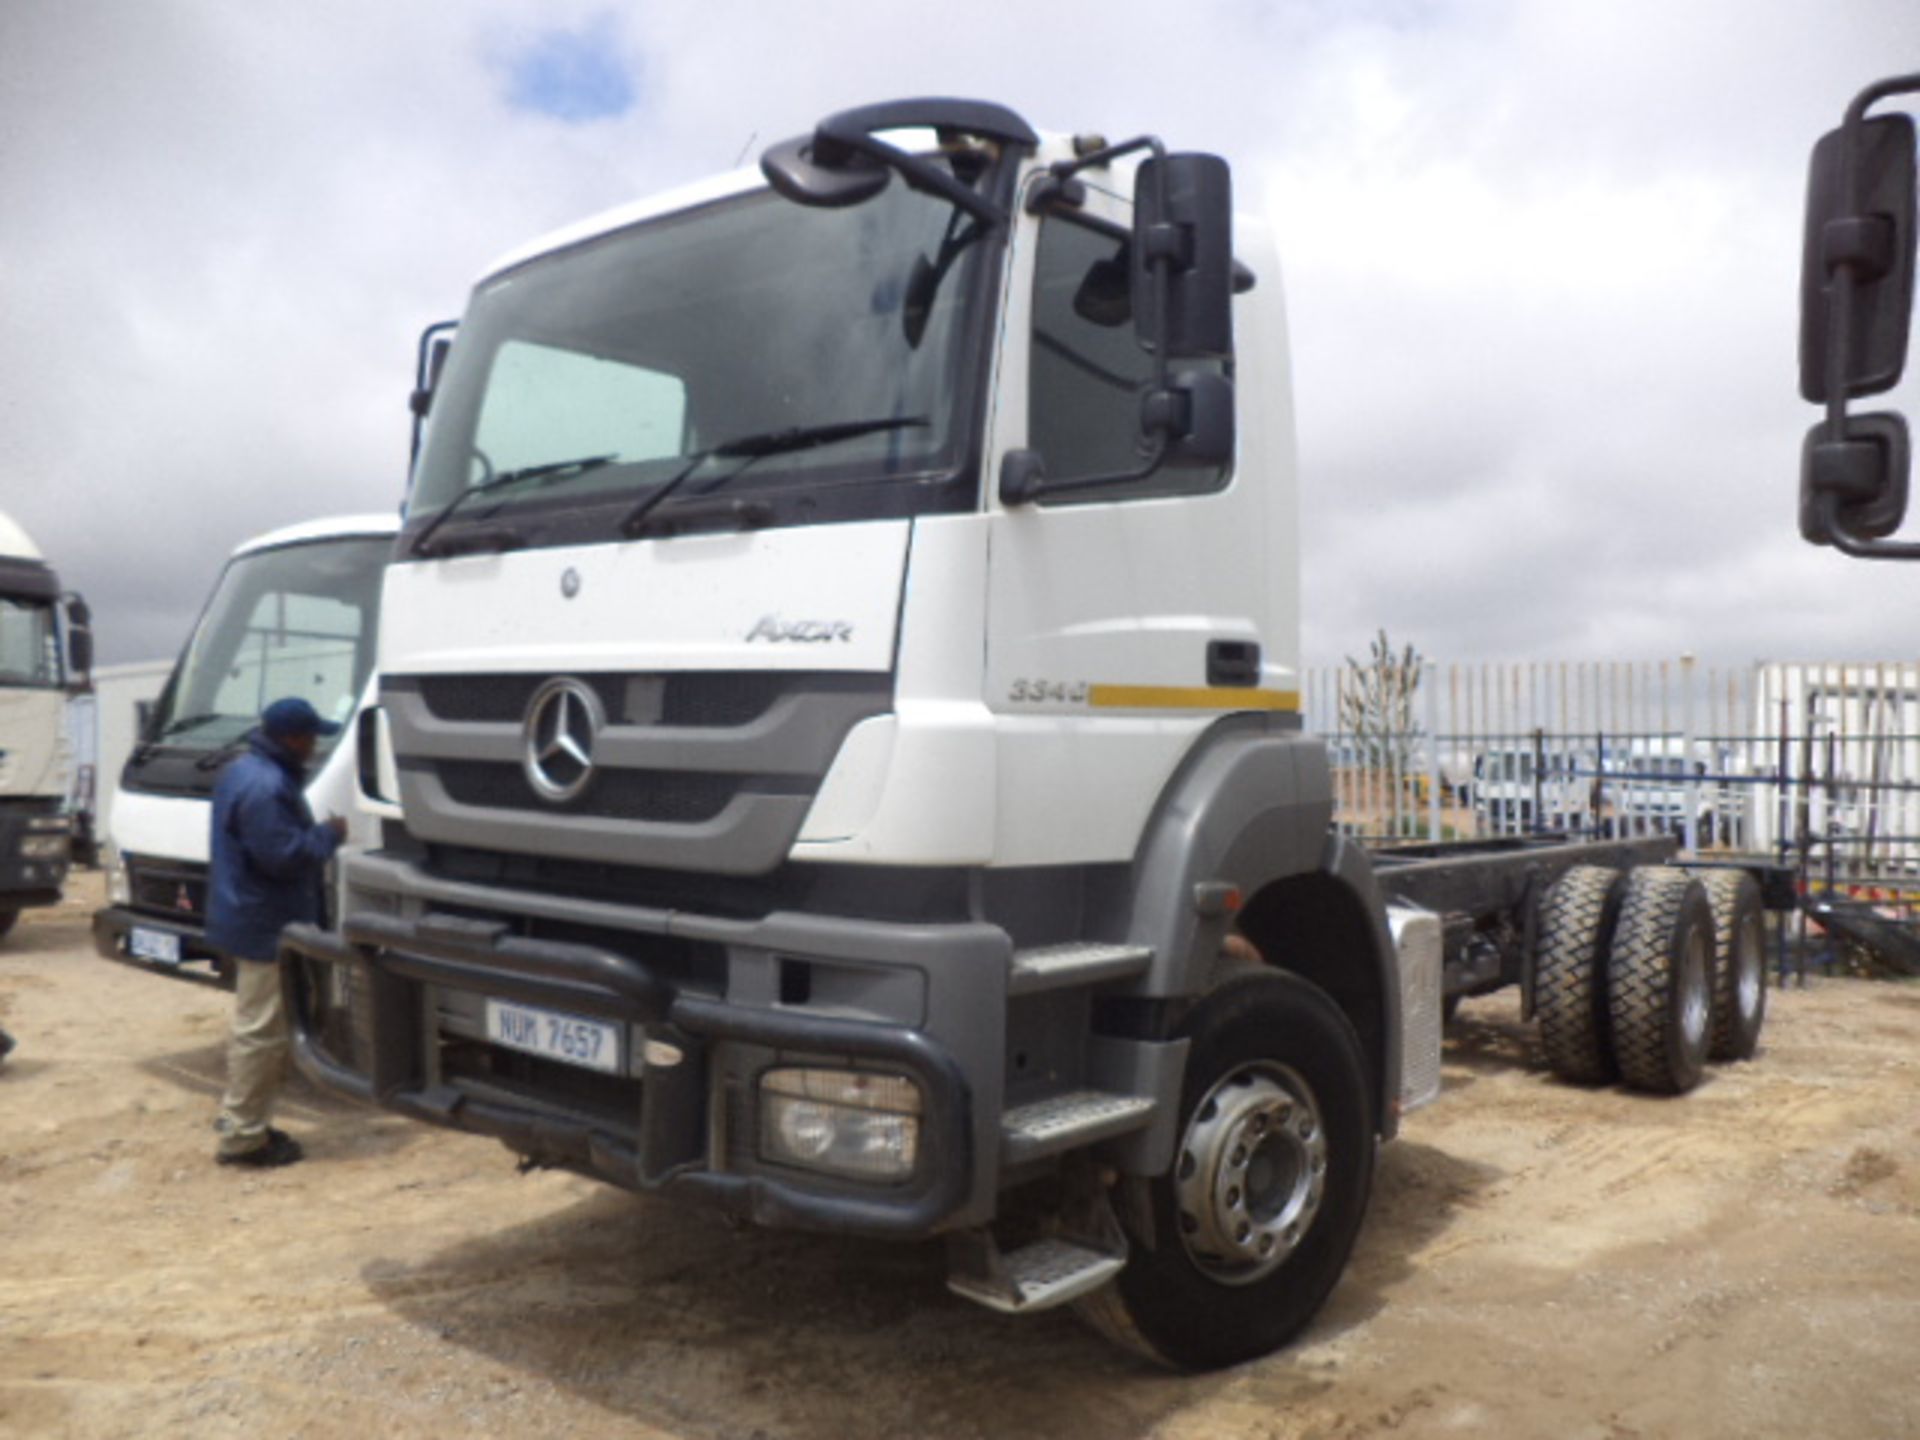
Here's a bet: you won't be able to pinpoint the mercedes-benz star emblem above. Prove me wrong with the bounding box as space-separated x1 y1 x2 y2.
522 677 603 802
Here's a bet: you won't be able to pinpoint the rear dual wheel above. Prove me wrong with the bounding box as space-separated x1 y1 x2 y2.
1701 870 1766 1062
1534 865 1724 1095
1606 868 1716 1094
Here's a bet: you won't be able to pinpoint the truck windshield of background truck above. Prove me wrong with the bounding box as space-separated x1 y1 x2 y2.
407 168 1002 549
0 597 60 688
141 537 389 760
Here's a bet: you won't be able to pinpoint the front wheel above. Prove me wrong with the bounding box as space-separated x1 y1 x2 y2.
1076 969 1375 1370
0 908 17 944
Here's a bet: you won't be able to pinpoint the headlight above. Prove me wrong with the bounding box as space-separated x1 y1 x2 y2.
105 845 131 905
759 1067 921 1182
20 834 69 860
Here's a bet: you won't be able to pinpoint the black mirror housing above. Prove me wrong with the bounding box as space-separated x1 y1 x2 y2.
1161 369 1236 467
1133 152 1235 360
66 625 93 681
1800 113 1916 402
1801 411 1911 545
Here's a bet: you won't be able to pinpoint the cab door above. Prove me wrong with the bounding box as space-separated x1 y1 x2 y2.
982 176 1282 865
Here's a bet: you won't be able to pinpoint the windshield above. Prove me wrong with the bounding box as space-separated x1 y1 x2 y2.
409 166 1001 542
0 596 59 687
147 536 389 755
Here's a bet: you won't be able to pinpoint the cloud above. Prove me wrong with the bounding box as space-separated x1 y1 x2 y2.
1 0 1917 674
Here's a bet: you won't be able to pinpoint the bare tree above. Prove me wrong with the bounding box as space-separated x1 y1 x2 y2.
1339 629 1424 770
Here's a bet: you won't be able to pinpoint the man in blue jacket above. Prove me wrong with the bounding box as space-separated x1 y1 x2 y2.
206 697 347 1167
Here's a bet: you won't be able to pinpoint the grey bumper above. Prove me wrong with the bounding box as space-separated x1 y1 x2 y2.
281 851 1011 1237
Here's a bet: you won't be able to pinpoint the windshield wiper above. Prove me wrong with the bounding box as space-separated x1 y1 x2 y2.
617 417 927 537
409 453 619 557
195 736 252 772
157 713 230 739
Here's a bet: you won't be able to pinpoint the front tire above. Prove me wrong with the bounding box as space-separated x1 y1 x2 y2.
0 908 17 943
1075 970 1375 1371
1607 867 1715 1094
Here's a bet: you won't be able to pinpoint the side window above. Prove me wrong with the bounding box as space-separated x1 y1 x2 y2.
1027 215 1229 499
474 340 685 480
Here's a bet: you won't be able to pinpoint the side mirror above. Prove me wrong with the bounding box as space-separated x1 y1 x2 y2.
63 594 92 684
1801 411 1911 545
1144 369 1236 467
1800 113 1916 402
1133 152 1235 359
409 320 458 473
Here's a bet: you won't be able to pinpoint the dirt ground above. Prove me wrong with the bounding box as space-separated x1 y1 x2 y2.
2 876 1917 1440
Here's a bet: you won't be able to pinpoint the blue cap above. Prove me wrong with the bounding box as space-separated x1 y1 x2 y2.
260 696 342 739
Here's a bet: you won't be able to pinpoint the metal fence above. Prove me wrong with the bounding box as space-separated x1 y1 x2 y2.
1304 658 1920 922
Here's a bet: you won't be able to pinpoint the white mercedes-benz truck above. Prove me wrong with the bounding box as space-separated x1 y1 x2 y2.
0 510 90 943
94 515 396 983
282 100 1783 1368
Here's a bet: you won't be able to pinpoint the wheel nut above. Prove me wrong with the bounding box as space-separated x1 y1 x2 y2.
1236 1222 1252 1244
1260 1234 1275 1255
1226 1186 1241 1208
1231 1145 1248 1167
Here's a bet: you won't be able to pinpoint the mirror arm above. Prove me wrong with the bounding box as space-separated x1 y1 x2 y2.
1818 494 1920 561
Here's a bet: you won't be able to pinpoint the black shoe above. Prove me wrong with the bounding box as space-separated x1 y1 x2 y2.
217 1128 304 1168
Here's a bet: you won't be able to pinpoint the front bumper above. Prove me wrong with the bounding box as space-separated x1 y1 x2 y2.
91 906 229 985
281 852 1010 1238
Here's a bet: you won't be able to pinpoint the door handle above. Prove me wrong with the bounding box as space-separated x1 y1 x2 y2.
1207 640 1261 687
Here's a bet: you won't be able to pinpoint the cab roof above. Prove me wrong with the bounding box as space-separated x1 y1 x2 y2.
233 512 399 558
0 510 44 564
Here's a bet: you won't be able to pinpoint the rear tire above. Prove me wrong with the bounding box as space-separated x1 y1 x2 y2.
1701 870 1766 1061
1533 865 1624 1084
1074 969 1375 1371
1607 868 1715 1094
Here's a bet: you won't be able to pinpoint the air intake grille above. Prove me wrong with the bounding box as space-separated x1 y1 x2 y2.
436 762 754 823
418 672 800 728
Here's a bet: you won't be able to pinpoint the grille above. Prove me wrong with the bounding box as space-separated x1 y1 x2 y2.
434 760 765 823
416 672 798 729
127 856 208 921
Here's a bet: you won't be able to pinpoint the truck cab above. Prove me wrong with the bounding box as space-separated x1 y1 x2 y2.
0 510 90 940
95 514 395 982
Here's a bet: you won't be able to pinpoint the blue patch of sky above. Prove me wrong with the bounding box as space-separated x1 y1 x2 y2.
503 13 637 124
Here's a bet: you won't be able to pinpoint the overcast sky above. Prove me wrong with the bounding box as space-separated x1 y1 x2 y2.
3 0 1917 672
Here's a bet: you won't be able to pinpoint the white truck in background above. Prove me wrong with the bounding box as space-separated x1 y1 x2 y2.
279 100 1785 1369
0 510 91 942
93 515 396 984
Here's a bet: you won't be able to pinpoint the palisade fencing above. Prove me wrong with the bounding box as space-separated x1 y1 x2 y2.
1302 659 1920 907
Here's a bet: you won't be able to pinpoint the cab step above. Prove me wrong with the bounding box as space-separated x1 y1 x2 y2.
1001 1088 1155 1165
947 1236 1126 1314
1007 941 1152 996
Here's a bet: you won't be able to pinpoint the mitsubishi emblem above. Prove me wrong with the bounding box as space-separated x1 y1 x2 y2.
522 677 603 802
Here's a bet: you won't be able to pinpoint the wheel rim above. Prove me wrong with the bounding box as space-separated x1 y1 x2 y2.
1734 913 1764 1022
1175 1063 1327 1286
1679 929 1711 1052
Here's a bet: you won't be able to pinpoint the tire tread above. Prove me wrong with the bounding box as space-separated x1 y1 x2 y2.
1534 865 1620 1084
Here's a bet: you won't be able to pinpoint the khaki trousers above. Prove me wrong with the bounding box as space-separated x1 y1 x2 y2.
215 959 290 1156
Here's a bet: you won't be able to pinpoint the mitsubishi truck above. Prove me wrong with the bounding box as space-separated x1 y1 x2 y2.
281 100 1784 1369
94 515 396 983
0 510 91 942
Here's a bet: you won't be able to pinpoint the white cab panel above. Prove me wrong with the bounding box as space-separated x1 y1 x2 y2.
0 689 71 800
380 521 910 677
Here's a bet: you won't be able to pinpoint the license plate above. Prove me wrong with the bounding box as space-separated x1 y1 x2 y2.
484 1000 622 1075
128 927 182 965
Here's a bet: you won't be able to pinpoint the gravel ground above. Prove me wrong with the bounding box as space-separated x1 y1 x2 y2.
3 874 1917 1440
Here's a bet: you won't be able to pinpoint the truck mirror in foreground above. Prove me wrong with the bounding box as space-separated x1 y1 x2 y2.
1133 151 1235 361
1798 73 1919 556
